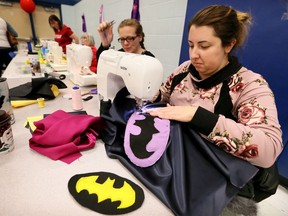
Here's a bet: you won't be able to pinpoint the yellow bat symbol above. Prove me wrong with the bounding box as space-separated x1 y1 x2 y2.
76 175 136 209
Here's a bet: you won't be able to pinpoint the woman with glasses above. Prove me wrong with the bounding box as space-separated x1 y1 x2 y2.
96 18 154 61
81 33 98 73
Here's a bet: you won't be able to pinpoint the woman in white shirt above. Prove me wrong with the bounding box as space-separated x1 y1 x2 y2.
0 17 13 75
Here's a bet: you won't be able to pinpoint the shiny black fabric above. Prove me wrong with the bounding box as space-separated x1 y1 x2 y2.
100 87 258 216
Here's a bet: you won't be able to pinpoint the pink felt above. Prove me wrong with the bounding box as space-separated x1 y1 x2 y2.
29 110 104 164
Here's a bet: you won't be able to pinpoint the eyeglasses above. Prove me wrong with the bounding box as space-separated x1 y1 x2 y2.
118 36 138 43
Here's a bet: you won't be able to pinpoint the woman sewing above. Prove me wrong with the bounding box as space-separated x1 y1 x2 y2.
96 18 154 60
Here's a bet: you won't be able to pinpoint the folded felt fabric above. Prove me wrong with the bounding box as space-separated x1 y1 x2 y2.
11 84 60 108
11 100 38 108
29 110 105 164
9 77 66 100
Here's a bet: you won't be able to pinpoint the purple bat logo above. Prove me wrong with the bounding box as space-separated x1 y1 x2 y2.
124 112 170 167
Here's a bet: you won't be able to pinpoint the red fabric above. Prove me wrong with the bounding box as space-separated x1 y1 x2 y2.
89 46 98 73
29 110 104 164
54 25 73 53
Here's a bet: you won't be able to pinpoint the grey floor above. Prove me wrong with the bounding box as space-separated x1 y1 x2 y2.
257 185 288 216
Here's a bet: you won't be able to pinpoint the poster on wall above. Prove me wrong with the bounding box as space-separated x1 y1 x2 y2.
180 0 288 179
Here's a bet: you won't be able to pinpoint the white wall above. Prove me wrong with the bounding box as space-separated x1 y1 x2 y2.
62 0 188 80
61 5 76 35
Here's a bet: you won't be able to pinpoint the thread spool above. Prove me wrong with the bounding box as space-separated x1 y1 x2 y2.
71 86 83 110
37 98 45 108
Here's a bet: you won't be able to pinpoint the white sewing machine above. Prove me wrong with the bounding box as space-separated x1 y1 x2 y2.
46 41 64 66
66 44 97 86
97 49 163 106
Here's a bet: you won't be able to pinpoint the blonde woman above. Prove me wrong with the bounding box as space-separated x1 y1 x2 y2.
81 33 98 73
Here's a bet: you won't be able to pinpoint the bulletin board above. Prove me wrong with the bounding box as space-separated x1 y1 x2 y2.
179 0 288 179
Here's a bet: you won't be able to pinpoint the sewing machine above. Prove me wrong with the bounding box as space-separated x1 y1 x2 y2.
46 41 63 64
97 49 164 107
66 44 97 86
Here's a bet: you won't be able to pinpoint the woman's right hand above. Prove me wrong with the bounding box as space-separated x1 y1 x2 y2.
97 21 114 47
148 104 198 122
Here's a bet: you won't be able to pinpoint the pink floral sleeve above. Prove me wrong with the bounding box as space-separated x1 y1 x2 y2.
158 61 191 103
208 69 282 168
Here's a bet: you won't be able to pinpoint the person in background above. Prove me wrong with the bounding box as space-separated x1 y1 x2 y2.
96 18 154 60
148 5 283 215
48 15 79 53
0 17 15 75
81 33 98 73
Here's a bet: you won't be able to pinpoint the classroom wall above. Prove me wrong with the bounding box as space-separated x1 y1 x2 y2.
0 2 59 44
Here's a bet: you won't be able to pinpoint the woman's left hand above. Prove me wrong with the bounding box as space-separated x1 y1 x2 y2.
148 105 198 122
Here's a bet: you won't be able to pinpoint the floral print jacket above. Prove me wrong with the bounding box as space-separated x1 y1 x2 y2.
158 58 283 168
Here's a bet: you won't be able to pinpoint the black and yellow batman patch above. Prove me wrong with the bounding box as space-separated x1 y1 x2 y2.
68 172 145 215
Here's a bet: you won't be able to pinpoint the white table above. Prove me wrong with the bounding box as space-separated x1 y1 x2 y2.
2 53 69 89
0 55 173 216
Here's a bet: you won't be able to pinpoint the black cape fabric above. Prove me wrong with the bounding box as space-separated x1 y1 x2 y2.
100 87 258 216
9 77 67 100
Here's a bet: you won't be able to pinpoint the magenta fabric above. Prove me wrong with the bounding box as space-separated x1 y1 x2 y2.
29 110 104 164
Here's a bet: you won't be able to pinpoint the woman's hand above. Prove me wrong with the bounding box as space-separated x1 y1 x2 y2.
148 105 198 122
97 21 114 47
